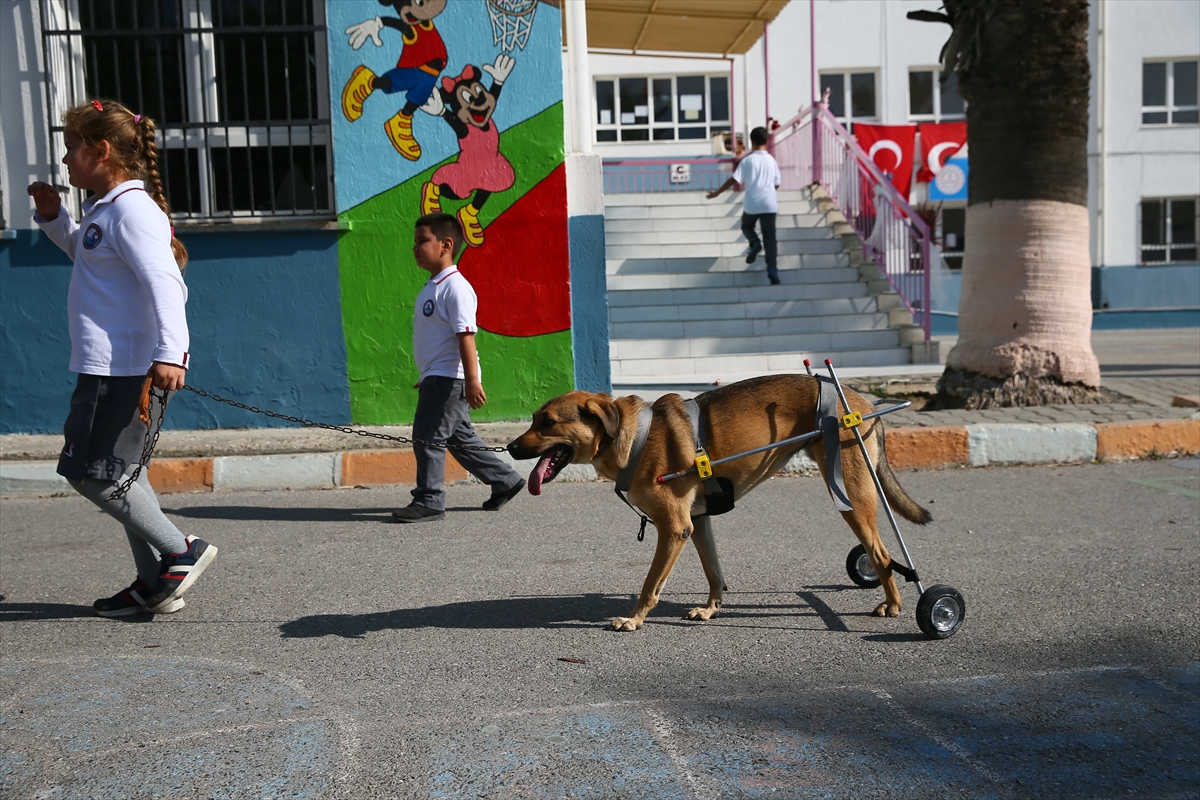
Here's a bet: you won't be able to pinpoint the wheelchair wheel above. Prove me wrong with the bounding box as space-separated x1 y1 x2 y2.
845 544 881 589
916 584 965 640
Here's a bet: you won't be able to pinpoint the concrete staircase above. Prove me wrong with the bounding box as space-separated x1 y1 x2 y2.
605 187 926 388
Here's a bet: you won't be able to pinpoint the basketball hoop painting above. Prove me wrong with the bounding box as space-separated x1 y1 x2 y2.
487 0 560 53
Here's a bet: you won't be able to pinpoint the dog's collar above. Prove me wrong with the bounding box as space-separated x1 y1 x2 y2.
614 406 653 493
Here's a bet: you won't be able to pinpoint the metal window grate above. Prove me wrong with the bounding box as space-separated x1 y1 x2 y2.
41 0 333 223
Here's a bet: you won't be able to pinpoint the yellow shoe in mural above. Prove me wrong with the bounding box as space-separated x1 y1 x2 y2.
420 182 441 215
384 111 421 161
458 203 484 248
342 66 375 122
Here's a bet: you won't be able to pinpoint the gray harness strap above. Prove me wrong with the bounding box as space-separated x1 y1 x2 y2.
614 406 653 493
816 376 854 512
684 398 730 503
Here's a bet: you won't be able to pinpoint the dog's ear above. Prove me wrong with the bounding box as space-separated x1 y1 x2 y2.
582 397 621 439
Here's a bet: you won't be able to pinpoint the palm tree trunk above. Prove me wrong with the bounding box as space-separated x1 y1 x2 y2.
933 0 1102 408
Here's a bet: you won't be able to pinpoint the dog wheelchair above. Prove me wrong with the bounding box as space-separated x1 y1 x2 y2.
656 358 966 640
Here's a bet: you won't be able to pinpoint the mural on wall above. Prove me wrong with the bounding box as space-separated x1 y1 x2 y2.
329 0 570 426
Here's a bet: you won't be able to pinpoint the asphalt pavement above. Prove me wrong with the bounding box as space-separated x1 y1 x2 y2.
1 459 1198 798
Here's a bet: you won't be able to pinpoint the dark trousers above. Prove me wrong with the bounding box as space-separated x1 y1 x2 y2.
411 376 522 511
741 212 778 278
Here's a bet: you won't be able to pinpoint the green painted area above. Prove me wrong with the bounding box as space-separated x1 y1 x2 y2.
1125 475 1200 499
337 103 570 425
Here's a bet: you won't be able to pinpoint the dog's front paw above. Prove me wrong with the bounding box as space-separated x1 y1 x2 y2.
609 616 641 632
872 601 902 618
685 606 719 621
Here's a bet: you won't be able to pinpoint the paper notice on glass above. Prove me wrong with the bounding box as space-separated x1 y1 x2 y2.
621 113 636 124
684 109 700 121
634 105 649 117
600 110 612 125
680 94 704 110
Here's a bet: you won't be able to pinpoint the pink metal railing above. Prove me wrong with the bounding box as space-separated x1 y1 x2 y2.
771 105 932 340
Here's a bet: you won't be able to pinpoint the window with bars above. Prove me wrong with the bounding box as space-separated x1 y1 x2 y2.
1141 198 1198 265
593 75 730 143
41 0 333 222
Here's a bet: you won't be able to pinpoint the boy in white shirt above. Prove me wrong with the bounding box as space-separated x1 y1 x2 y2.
708 126 783 285
392 213 525 523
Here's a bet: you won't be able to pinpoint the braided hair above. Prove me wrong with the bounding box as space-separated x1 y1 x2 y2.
62 100 188 270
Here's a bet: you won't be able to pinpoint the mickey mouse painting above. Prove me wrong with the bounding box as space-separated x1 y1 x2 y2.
341 0 448 161
418 54 517 248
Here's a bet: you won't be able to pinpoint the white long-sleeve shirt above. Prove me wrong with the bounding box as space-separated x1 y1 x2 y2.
36 180 189 376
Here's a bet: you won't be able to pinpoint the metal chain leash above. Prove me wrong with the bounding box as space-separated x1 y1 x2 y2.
108 386 168 502
180 385 507 452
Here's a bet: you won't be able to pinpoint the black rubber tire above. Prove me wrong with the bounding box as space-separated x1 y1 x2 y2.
916 584 966 640
846 544 881 589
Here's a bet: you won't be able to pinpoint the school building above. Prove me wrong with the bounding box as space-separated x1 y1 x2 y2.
1 0 1197 435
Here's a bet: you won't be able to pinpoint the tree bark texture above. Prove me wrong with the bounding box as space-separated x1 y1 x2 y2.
937 0 1101 405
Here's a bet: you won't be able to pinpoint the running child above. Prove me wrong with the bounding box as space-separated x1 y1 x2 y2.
27 99 217 617
707 126 783 285
392 212 525 523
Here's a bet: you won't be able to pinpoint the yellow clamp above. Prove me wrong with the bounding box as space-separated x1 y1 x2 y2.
842 411 863 429
694 449 713 479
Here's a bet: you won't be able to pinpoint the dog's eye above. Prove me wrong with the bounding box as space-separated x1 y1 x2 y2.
539 416 555 428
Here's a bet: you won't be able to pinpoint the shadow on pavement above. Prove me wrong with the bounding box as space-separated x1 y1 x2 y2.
162 505 396 523
0 601 101 621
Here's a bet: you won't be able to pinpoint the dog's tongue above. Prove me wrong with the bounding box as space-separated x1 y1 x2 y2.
528 452 556 496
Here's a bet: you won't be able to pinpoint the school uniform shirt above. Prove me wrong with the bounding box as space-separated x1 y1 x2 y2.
35 180 189 376
412 265 480 382
733 150 782 215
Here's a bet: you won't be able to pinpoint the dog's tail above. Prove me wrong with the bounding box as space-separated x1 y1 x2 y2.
874 423 932 525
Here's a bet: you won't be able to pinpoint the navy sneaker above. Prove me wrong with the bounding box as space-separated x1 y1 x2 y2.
94 579 185 617
144 536 217 613
482 478 526 511
745 242 762 264
768 272 781 285
391 504 446 523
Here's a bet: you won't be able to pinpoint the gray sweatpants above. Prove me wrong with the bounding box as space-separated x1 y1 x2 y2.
410 376 522 511
69 470 187 586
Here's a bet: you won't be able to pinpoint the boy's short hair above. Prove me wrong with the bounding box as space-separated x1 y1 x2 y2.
750 126 769 147
416 212 464 254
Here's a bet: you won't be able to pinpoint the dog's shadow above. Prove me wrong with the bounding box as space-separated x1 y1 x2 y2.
278 593 712 638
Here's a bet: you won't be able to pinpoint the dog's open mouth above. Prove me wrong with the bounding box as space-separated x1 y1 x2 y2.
528 444 573 496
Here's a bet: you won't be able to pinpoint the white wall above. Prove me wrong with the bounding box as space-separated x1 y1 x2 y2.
0 0 52 231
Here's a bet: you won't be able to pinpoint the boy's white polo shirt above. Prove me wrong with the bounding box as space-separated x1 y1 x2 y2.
733 150 782 215
34 180 189 376
413 265 479 382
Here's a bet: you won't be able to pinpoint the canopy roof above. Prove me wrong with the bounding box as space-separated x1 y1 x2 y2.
579 0 791 57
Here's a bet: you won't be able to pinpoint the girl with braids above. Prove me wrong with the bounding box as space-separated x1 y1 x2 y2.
27 99 218 618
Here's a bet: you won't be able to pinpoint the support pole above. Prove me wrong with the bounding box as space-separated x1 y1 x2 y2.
565 0 592 154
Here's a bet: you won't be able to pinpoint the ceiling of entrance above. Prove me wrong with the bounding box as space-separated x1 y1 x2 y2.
577 0 791 57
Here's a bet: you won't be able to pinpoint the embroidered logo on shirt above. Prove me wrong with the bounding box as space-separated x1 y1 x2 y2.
82 223 103 250
423 299 435 317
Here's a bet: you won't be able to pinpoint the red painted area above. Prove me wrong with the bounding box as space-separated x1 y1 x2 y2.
458 163 570 337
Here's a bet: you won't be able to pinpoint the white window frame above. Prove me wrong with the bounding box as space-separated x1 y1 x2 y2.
907 67 966 122
593 74 731 145
1140 196 1199 265
41 0 333 223
1142 59 1199 126
819 70 879 129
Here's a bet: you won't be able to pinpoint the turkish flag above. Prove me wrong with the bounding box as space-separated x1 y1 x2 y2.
916 121 967 183
854 123 917 195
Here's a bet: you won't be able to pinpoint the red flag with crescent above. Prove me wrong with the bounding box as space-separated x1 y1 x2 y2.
853 123 917 195
916 121 967 183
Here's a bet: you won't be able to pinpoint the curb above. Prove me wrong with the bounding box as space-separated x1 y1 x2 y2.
2 419 1198 497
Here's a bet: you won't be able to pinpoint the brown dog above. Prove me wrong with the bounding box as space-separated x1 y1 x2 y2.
506 374 931 631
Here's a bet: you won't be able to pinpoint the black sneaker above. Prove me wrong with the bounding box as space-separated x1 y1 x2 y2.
482 478 526 511
745 242 762 264
143 535 217 613
768 272 781 285
94 579 184 617
391 504 446 523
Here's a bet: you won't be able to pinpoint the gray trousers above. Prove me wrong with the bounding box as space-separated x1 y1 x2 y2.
410 376 522 511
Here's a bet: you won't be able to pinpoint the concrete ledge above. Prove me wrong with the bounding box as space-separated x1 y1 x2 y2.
0 462 72 495
968 423 1098 466
148 458 213 494
213 453 341 492
1095 419 1200 461
886 426 969 469
341 449 466 486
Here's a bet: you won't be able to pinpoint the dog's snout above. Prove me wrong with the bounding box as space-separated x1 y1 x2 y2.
506 440 520 456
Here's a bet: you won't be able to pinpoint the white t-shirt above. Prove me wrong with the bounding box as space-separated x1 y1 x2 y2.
412 266 480 382
35 180 189 376
732 150 782 215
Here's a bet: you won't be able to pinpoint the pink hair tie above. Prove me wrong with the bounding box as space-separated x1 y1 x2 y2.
91 100 104 112
170 227 175 238
133 114 142 125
